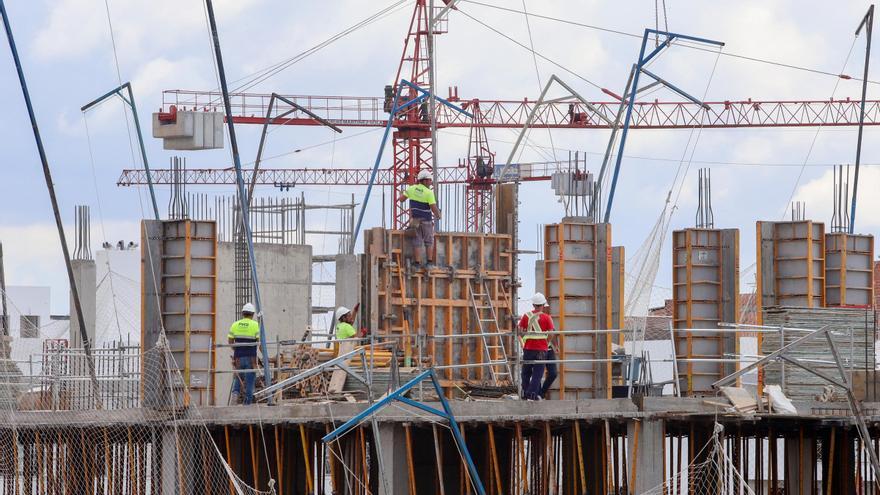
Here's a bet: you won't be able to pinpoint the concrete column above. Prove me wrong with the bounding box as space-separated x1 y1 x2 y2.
785 433 815 495
627 419 664 494
69 260 96 348
335 254 361 311
534 260 544 294
376 423 408 495
215 243 313 405
159 427 201 494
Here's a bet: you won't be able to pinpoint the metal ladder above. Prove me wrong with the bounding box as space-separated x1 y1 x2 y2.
468 278 512 385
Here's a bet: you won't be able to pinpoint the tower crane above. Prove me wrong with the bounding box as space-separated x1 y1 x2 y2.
140 1 880 231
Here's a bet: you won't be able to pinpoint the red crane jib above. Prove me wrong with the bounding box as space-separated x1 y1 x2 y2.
160 90 880 129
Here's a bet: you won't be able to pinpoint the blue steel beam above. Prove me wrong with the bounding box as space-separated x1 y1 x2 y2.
323 368 486 495
350 79 472 252
604 29 723 224
81 82 160 220
203 0 274 396
850 4 874 234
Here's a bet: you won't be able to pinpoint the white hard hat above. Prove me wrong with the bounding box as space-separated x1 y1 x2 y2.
334 306 351 321
242 302 256 314
417 170 432 181
531 293 547 306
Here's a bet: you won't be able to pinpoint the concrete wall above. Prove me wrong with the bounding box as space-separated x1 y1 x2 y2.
214 242 312 404
335 254 360 314
69 260 96 349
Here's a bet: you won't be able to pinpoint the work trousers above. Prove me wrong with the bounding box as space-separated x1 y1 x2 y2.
520 349 547 400
232 355 257 405
541 348 558 398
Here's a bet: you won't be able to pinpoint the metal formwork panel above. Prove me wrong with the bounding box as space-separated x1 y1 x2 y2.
362 228 515 388
543 221 612 399
160 220 217 406
757 221 825 309
825 233 874 307
672 228 740 395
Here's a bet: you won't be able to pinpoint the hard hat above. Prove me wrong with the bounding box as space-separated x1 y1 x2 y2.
242 302 256 314
334 306 351 321
531 293 547 306
417 170 432 181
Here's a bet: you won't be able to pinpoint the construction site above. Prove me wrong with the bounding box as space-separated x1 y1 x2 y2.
3 0 880 493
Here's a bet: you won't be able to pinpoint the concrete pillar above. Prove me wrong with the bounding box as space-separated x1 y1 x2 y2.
785 432 816 495
534 260 544 294
335 254 361 311
376 423 408 495
214 243 312 405
69 260 96 349
627 419 664 493
161 428 180 494
158 427 200 494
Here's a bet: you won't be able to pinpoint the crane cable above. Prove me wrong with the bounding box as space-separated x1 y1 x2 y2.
459 0 880 85
778 36 858 220
520 0 559 163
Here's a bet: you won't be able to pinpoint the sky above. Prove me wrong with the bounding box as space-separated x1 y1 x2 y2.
1 0 880 313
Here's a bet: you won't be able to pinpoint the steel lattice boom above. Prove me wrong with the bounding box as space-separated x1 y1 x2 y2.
162 89 880 129
117 161 567 187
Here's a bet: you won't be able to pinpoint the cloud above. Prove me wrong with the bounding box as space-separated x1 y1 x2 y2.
33 0 108 60
0 220 141 313
33 0 264 62
794 167 880 232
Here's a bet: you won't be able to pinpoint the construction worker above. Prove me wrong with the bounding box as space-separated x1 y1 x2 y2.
228 303 260 405
334 305 367 356
518 293 554 400
334 306 357 341
540 303 559 399
397 170 441 269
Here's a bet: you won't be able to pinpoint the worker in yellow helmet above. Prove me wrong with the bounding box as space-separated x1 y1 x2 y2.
228 303 260 405
397 170 441 270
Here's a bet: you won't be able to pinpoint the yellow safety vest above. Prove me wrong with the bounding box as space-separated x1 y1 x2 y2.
336 322 356 340
521 312 548 344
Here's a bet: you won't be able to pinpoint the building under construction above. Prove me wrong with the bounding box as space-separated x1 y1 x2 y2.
3 1 880 494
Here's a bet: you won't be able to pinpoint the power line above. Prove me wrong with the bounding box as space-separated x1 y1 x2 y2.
459 0 880 85
456 8 604 90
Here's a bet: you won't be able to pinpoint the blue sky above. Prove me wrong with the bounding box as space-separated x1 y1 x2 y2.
2 0 880 312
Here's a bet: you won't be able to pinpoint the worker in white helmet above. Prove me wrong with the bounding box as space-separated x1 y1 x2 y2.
228 302 260 405
333 304 365 356
397 169 441 270
518 293 554 400
334 306 356 340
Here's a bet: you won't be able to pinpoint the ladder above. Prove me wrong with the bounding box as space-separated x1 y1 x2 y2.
468 278 512 385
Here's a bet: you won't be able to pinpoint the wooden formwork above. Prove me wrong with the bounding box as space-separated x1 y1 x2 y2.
756 220 825 313
362 228 515 388
671 228 739 395
824 232 874 307
542 221 617 399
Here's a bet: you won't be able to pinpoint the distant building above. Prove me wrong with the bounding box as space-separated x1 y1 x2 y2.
642 294 759 340
3 285 68 376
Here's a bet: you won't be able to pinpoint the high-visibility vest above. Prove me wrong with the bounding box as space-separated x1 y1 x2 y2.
521 312 548 344
228 318 260 357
